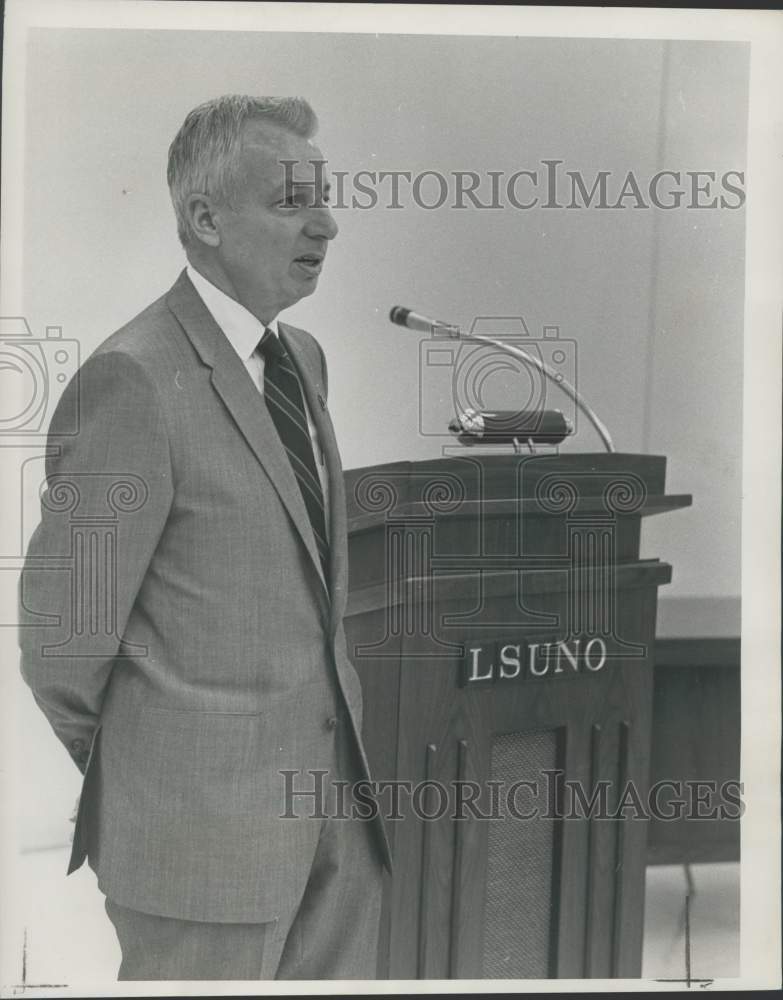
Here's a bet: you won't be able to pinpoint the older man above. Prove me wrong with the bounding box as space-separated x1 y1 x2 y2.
18 95 389 980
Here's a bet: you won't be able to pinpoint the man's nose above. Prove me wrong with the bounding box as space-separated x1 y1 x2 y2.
304 204 339 241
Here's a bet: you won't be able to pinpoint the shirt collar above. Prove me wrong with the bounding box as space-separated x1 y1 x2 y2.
186 263 277 361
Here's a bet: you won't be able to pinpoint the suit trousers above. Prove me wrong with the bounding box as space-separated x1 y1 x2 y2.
104 719 384 980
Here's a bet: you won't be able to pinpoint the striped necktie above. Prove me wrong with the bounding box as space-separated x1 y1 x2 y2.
257 328 329 582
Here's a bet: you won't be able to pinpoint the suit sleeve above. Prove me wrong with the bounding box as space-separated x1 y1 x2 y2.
18 350 174 772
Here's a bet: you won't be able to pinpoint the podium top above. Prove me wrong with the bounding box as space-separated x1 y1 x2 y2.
344 452 692 533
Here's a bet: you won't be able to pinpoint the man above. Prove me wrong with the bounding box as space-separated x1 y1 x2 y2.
18 94 390 981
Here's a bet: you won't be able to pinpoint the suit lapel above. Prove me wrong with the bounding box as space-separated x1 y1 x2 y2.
279 322 349 630
166 271 329 601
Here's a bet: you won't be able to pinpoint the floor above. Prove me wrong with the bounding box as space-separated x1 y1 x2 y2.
5 848 739 987
641 862 740 982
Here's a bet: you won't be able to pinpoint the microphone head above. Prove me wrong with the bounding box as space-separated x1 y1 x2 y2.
389 306 411 327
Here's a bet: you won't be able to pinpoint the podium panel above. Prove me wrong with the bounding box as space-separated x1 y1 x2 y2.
343 454 690 979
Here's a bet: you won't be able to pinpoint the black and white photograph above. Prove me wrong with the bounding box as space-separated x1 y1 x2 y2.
0 1 780 993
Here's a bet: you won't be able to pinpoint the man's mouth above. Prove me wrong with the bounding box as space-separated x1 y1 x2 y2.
293 254 324 276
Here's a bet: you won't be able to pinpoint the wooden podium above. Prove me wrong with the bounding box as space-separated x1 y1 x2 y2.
343 452 690 980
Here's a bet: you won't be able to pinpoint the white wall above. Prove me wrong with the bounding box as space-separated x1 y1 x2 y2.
640 41 746 606
12 30 747 847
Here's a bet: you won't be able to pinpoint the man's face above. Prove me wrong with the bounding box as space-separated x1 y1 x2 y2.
214 122 338 323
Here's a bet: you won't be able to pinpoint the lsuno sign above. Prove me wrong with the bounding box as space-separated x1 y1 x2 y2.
461 636 608 687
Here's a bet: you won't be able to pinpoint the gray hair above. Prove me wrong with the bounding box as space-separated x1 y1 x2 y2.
167 94 318 246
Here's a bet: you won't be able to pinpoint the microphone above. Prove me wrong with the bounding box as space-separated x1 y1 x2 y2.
389 306 458 336
388 305 615 453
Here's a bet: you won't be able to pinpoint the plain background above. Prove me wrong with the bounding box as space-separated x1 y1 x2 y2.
12 28 746 847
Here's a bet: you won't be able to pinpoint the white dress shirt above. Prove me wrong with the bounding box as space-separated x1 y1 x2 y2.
186 264 330 536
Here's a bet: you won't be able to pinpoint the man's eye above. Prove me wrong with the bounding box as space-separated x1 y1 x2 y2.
278 192 330 209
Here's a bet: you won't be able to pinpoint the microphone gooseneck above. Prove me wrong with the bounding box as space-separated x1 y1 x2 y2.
388 305 615 453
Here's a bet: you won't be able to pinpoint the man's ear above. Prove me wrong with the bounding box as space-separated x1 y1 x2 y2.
184 193 222 248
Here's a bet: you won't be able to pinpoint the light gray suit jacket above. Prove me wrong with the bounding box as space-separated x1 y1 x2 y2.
18 269 391 923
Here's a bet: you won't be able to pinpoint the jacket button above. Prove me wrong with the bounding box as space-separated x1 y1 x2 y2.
326 715 339 730
70 738 85 753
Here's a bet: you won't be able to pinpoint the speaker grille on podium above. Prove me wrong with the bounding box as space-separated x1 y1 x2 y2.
483 729 560 978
